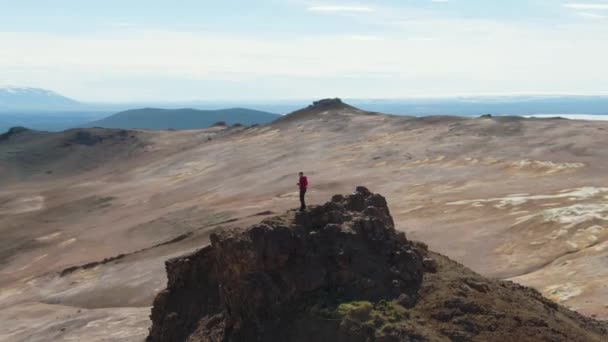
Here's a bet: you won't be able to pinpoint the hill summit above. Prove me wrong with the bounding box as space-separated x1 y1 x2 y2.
147 187 607 342
273 98 367 124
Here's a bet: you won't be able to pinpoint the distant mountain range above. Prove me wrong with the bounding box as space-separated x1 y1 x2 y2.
0 87 80 110
0 87 282 131
2 86 608 132
84 108 281 130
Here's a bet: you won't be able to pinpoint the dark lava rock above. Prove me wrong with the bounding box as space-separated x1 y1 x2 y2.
309 98 344 109
148 188 425 342
62 129 130 147
147 188 608 342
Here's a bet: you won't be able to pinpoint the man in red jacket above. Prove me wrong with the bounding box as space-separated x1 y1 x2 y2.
298 172 308 211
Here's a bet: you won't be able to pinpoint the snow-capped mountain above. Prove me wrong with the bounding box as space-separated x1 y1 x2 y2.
0 86 80 110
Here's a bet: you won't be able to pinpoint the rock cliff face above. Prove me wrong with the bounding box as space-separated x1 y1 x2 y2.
147 188 608 342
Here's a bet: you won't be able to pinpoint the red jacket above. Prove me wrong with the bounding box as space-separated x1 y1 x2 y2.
299 176 308 190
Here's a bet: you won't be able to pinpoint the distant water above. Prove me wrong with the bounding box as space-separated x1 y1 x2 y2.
523 114 608 121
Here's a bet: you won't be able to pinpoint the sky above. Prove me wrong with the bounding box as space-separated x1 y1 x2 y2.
1 0 608 102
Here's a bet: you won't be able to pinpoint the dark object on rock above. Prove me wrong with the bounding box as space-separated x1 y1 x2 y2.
331 194 345 203
147 189 608 342
355 185 371 196
480 114 493 118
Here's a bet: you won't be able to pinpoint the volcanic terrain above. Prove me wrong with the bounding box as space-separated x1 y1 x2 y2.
1 99 608 341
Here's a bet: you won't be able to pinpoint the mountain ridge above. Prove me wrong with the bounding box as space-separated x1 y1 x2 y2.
0 87 80 110
83 107 281 130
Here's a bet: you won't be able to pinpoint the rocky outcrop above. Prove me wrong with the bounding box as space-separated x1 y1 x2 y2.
272 98 363 125
62 129 132 146
147 188 608 342
308 98 346 109
0 126 30 141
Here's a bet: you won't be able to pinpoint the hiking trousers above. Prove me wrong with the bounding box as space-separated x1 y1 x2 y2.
300 189 306 211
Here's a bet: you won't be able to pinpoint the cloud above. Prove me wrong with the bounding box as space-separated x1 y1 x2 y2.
2 15 608 101
345 35 386 41
109 22 138 28
563 3 608 10
578 12 607 18
307 5 376 13
406 37 438 41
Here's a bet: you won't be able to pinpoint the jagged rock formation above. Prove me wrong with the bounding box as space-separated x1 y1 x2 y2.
148 187 607 342
308 98 347 109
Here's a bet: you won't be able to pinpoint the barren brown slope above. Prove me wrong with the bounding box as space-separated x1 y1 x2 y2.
1 100 608 341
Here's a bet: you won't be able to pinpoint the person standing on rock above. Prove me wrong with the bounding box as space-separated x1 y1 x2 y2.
298 172 308 211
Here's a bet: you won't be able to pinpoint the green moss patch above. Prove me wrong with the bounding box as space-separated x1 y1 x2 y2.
308 300 411 339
